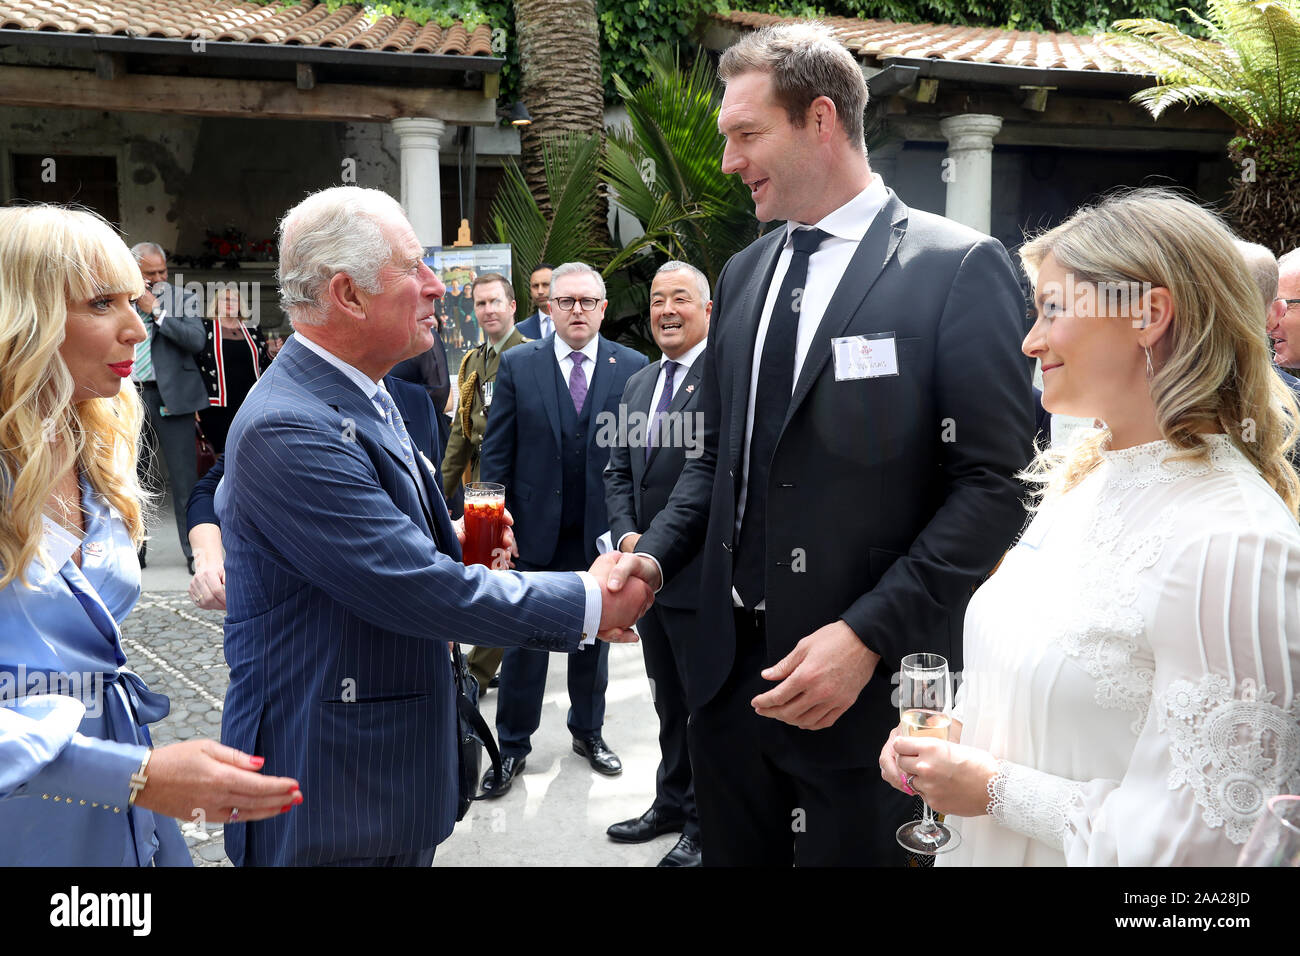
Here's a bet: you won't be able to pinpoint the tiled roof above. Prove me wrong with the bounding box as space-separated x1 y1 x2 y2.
712 10 1175 76
0 1 496 56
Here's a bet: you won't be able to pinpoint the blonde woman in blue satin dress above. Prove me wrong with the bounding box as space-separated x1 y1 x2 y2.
0 205 302 866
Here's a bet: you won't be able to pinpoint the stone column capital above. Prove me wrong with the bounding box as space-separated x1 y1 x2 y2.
939 114 1003 152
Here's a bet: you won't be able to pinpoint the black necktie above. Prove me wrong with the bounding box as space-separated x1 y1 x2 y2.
733 227 829 608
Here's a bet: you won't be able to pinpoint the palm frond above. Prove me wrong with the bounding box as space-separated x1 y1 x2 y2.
1112 0 1300 128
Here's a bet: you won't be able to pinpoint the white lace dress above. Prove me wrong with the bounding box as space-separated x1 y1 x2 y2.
939 435 1300 866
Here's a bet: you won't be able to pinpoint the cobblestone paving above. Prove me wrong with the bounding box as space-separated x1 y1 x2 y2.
120 592 232 866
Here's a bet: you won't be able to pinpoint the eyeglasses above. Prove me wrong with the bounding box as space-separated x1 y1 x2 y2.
552 296 601 313
1284 299 1300 310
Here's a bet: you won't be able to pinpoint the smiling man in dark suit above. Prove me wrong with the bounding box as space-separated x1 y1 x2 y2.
478 262 648 796
604 261 711 867
607 22 1034 865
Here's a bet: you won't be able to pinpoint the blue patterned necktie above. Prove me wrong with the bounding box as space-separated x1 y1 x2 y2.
646 359 677 461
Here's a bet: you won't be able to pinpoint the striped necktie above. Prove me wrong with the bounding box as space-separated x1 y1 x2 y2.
132 317 154 383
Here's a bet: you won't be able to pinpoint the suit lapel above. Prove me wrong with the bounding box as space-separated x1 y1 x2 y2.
629 363 657 490
783 193 908 434
586 336 618 422
530 340 563 448
286 340 438 540
729 230 785 468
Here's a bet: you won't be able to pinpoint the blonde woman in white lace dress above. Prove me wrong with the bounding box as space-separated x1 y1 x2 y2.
879 188 1300 865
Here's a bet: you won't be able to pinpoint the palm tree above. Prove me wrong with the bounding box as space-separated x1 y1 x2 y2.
1112 0 1300 253
513 0 607 233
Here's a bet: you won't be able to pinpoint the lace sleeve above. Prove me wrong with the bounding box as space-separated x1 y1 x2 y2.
986 759 1085 852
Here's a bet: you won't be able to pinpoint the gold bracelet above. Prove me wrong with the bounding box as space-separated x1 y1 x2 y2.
126 749 152 808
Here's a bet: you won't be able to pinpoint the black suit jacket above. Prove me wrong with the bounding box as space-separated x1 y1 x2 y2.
604 355 706 613
480 335 648 567
636 189 1034 767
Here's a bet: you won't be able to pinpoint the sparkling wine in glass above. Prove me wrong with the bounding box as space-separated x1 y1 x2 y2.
896 652 961 855
462 482 506 568
1237 795 1300 867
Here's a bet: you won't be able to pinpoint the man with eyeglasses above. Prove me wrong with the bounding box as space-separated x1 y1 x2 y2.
1270 247 1300 372
478 262 649 797
1236 241 1300 398
442 272 530 692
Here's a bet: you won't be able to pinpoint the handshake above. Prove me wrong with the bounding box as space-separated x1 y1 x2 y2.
588 550 665 643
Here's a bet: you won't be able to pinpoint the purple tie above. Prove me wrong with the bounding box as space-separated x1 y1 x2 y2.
569 352 588 413
646 360 677 461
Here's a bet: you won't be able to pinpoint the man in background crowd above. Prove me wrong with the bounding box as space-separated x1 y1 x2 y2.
517 263 555 339
603 260 712 867
479 262 648 797
442 272 531 691
129 241 206 573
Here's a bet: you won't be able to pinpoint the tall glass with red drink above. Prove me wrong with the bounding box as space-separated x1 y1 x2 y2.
463 482 506 567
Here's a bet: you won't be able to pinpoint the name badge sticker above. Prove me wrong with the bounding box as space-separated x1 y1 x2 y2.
832 332 899 381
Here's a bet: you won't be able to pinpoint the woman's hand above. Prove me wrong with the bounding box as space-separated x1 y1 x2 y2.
134 739 301 824
880 718 964 795
889 736 999 818
188 563 226 611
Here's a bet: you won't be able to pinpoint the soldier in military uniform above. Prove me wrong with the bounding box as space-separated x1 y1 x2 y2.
442 272 530 691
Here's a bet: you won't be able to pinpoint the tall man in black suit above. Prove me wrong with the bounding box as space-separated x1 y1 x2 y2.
606 23 1034 865
604 261 712 867
479 262 649 796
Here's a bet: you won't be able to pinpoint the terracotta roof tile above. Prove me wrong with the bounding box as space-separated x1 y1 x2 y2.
0 0 497 56
712 10 1184 76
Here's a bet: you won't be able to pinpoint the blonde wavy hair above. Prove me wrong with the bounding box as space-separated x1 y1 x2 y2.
1021 188 1299 515
0 205 148 589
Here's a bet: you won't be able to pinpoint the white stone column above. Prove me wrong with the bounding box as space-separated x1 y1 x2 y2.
939 114 1002 234
391 117 445 247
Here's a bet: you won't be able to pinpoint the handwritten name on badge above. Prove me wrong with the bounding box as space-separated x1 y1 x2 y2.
832 333 899 381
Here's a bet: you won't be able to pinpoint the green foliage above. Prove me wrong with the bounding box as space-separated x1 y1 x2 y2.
603 45 757 284
1112 0 1300 129
488 132 610 307
249 0 1209 106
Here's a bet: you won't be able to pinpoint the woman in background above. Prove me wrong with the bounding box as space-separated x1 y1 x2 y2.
881 188 1300 865
196 286 270 455
0 205 300 866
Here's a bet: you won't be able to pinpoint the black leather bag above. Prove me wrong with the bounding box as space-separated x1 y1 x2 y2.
451 643 502 821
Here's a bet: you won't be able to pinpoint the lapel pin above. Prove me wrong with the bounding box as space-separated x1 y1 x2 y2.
685 384 695 393
609 356 616 363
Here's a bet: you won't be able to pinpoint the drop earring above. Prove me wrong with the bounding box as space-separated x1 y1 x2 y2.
1144 345 1154 378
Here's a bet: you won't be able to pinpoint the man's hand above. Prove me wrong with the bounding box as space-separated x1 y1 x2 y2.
605 550 663 593
751 620 880 730
589 552 652 643
137 288 158 316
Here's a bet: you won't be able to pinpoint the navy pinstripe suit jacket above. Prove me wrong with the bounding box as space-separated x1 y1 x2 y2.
218 335 589 866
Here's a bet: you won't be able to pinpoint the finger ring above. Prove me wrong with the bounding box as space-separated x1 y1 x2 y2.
901 772 916 796
228 807 240 823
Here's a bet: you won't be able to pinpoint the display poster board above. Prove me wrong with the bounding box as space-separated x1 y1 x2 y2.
424 244 512 372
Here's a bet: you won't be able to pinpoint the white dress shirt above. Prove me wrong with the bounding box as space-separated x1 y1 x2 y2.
535 310 554 339
553 333 600 387
734 176 891 607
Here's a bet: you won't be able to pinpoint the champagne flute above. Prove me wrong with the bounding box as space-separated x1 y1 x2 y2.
895 652 961 855
1237 795 1300 867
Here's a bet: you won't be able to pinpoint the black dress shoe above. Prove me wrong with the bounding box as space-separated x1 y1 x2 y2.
479 756 525 799
572 735 622 775
657 834 702 867
488 674 500 689
606 807 685 844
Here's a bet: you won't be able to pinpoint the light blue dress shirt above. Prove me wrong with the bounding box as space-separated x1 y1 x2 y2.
0 475 191 866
